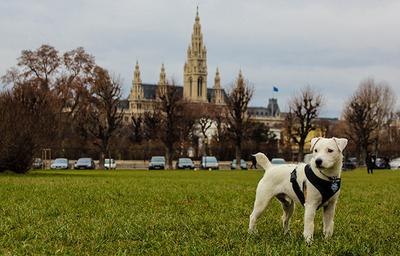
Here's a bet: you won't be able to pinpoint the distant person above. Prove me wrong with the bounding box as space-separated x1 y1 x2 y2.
250 155 257 169
366 153 375 174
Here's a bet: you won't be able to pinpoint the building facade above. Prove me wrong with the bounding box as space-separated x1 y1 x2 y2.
119 10 225 122
119 9 282 126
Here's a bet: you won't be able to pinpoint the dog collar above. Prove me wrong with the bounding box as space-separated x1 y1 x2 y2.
318 169 339 181
305 164 341 209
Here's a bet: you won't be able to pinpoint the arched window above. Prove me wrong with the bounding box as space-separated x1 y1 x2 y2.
197 77 202 97
189 78 193 97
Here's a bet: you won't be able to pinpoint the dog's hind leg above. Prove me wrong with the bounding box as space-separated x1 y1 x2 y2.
248 180 273 234
277 194 295 234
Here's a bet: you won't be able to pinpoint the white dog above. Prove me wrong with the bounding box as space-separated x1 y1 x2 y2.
248 137 348 244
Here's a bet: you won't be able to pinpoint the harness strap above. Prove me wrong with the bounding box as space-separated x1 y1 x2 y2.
290 168 305 206
305 164 341 209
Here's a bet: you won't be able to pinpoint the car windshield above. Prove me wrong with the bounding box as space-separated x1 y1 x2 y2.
271 158 286 164
203 157 217 163
77 158 91 164
179 158 192 164
54 158 67 164
105 159 114 164
151 157 165 162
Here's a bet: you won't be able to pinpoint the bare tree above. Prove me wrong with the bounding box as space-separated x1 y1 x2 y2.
1 45 98 158
194 103 216 155
155 81 185 169
81 67 123 168
55 47 96 117
14 45 60 90
130 114 143 143
225 71 253 169
286 86 323 162
343 78 396 163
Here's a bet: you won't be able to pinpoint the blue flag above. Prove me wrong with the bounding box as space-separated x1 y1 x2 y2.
273 86 279 92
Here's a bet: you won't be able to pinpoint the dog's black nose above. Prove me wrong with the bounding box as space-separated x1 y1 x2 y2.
315 158 323 167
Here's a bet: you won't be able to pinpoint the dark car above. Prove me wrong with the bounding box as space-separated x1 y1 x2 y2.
32 158 43 169
149 156 166 170
342 159 357 170
74 158 95 169
342 157 357 170
375 157 390 169
176 158 195 169
231 159 247 170
200 156 219 170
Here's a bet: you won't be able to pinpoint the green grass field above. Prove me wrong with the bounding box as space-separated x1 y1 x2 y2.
0 169 399 255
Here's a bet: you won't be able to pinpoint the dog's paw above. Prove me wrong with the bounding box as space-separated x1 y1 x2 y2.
324 232 333 239
248 228 258 235
305 235 313 245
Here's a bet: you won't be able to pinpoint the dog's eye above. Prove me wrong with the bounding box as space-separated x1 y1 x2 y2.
328 149 334 153
314 149 318 153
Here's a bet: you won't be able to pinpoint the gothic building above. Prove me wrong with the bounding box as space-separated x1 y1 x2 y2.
119 10 225 122
119 9 281 125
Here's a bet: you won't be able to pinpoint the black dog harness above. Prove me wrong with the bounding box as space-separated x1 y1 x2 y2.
290 164 341 209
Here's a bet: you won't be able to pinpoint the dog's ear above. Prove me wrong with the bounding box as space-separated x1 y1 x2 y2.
310 137 321 152
333 137 348 152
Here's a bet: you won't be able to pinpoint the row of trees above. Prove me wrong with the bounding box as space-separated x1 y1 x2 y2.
284 78 398 164
0 44 278 172
1 44 398 173
0 45 124 173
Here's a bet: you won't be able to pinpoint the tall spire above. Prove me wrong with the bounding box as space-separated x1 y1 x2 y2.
183 7 208 102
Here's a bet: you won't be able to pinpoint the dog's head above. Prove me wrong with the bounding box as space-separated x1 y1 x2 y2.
310 137 348 170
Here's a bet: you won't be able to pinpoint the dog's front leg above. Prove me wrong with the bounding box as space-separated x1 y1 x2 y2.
303 203 318 244
323 199 337 239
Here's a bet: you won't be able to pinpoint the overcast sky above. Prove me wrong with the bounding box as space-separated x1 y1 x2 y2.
1 0 399 117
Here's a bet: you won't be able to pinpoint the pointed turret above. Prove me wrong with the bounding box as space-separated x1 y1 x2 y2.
130 61 144 100
214 67 221 89
157 63 167 98
213 67 223 104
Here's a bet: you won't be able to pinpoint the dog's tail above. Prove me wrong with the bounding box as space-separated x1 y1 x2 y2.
253 152 272 171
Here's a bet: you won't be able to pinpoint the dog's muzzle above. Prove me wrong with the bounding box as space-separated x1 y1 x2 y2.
315 158 323 168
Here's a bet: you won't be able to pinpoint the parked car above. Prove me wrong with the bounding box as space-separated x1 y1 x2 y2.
201 156 219 170
148 156 166 170
342 158 357 170
375 157 390 169
389 157 400 170
32 158 43 169
104 158 116 170
231 159 247 170
176 158 195 169
74 158 95 169
50 158 69 170
271 158 287 165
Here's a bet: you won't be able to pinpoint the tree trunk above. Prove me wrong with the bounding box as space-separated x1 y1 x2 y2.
235 142 241 170
298 140 305 162
166 145 173 170
99 139 109 170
